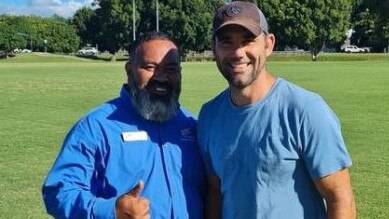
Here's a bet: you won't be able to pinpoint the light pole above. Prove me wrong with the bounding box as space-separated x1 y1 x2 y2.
132 0 136 41
156 0 159 31
383 26 389 53
44 39 48 53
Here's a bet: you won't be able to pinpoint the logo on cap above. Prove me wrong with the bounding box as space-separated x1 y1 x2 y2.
226 5 243 17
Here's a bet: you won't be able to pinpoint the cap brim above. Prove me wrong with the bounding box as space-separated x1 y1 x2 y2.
213 19 263 37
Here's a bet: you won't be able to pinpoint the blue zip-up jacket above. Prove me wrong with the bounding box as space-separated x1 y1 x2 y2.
42 86 205 219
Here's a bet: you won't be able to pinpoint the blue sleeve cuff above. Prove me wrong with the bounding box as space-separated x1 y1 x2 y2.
93 197 117 219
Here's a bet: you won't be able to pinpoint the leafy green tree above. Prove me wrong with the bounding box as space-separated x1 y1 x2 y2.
139 0 224 55
90 0 135 60
351 0 389 52
0 15 79 54
25 16 80 53
0 15 30 54
257 0 352 60
72 7 96 47
88 0 222 58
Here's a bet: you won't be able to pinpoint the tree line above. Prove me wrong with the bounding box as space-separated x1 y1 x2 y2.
1 0 388 60
0 15 79 54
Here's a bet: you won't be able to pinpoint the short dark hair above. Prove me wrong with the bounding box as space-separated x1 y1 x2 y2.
129 31 178 64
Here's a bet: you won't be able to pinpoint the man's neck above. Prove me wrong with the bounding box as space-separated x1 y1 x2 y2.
230 72 276 106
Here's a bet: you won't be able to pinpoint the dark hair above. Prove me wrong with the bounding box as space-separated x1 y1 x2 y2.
129 31 178 64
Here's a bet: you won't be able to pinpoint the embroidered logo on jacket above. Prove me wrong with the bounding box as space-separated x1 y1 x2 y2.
181 127 195 141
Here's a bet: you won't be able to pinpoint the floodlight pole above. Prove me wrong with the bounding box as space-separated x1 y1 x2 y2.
132 0 136 41
44 39 47 53
156 0 159 32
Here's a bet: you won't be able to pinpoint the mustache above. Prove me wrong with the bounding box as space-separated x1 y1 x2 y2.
146 80 173 94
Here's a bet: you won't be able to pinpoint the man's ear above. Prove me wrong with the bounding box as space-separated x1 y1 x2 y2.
125 61 133 84
211 39 216 54
265 33 275 57
125 61 131 74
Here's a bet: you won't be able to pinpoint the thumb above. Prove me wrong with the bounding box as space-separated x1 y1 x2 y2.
129 180 144 197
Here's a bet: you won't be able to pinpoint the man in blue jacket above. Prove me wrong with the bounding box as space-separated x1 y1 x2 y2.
42 31 205 219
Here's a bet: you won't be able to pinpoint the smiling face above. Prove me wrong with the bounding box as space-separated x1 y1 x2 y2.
213 25 274 90
127 39 181 122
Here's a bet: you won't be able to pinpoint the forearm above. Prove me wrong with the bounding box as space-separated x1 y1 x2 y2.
204 176 222 219
204 190 221 219
43 185 117 219
326 191 356 219
314 169 356 219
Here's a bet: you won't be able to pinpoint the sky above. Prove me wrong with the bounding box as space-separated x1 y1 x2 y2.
0 0 94 18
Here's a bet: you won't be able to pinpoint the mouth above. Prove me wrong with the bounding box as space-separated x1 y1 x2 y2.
228 61 251 73
146 81 172 97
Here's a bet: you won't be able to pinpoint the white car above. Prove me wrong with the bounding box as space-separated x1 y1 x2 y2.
21 49 32 53
77 47 98 57
343 45 366 53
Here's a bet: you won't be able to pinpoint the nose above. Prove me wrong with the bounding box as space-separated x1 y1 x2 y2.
232 44 246 59
152 67 168 82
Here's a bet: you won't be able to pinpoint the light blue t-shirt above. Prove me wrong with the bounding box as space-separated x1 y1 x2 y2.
198 78 352 219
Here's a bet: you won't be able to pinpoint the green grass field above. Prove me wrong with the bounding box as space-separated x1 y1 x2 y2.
1 53 388 218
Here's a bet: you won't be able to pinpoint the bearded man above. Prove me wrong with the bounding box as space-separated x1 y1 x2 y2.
42 31 205 219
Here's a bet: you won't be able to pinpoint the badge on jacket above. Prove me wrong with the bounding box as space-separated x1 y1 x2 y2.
122 131 148 141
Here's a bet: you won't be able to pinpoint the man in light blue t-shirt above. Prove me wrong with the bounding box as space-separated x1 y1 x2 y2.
198 1 356 219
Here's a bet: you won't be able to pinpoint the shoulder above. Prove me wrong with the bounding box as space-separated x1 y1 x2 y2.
277 80 341 133
177 106 197 126
276 78 327 112
199 89 229 119
71 97 120 134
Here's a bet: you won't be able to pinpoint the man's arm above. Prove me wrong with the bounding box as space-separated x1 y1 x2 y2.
42 122 117 219
314 168 356 219
205 176 222 219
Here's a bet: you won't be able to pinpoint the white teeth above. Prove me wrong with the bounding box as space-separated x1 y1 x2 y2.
231 62 248 67
156 87 167 92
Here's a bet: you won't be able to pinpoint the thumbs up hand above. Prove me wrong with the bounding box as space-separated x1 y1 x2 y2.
115 181 150 219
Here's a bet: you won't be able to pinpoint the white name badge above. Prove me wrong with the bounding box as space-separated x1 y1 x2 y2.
122 131 148 142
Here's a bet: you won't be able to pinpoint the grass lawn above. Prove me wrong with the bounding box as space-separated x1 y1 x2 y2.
0 53 388 218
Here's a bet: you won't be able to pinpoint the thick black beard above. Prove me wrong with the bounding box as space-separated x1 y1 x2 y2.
128 81 179 123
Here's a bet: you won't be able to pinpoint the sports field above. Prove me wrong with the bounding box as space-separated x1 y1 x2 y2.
0 53 388 218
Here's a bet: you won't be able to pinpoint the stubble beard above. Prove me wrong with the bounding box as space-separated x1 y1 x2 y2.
128 78 180 123
216 58 261 90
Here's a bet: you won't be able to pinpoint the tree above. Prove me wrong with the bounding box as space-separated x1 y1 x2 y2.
0 15 79 54
90 0 135 60
351 0 389 52
72 7 96 47
87 0 222 58
257 0 352 60
138 0 224 55
0 15 30 55
25 16 80 53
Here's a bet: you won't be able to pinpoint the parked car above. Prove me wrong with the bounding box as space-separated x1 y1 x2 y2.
343 45 369 53
0 51 7 58
77 47 98 57
21 49 32 53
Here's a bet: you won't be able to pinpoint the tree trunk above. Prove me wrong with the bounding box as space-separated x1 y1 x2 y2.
110 53 116 62
310 43 324 61
311 52 317 61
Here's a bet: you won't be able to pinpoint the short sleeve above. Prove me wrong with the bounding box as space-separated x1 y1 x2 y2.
300 97 352 180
